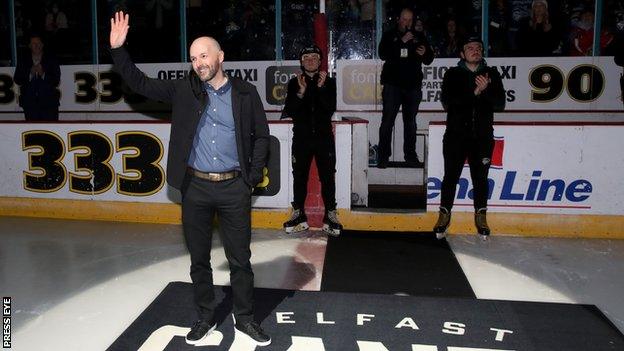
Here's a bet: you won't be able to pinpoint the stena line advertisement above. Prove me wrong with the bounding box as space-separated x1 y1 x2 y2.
426 124 624 215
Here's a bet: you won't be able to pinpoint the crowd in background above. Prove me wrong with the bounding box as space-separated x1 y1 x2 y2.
0 0 623 67
10 0 92 64
331 0 623 59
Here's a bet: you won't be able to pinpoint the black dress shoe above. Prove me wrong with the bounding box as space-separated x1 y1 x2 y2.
405 157 424 168
185 319 216 345
234 319 271 346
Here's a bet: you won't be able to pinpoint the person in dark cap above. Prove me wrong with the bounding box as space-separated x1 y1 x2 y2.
377 7 434 168
281 44 343 237
434 36 506 240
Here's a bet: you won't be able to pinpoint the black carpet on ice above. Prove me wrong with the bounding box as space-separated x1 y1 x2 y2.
107 282 624 351
321 230 476 298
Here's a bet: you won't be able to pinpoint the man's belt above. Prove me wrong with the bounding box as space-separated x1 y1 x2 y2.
187 168 240 182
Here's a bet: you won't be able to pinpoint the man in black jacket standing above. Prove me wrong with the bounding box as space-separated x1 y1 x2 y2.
109 12 271 346
434 36 506 240
281 45 343 236
377 8 434 168
13 35 60 121
614 31 624 107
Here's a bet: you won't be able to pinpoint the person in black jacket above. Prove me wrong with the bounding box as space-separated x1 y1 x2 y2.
516 0 561 57
281 45 343 237
109 12 271 346
614 31 624 107
13 35 60 121
434 36 506 240
377 8 434 168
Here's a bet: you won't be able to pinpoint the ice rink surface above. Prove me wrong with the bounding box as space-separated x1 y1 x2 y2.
1 216 623 350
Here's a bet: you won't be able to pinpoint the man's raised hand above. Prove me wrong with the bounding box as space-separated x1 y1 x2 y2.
110 11 129 49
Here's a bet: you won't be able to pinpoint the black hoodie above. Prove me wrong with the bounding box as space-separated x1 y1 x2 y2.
440 59 506 139
281 72 337 137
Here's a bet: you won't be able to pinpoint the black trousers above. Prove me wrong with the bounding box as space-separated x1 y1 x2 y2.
23 105 59 121
378 84 422 161
292 134 337 211
440 134 494 211
181 174 254 322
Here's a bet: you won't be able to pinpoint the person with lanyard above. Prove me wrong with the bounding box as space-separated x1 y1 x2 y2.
377 7 434 168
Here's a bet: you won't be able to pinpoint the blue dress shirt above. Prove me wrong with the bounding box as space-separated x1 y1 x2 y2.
188 78 240 172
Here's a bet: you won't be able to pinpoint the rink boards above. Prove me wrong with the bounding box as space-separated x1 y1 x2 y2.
0 121 623 238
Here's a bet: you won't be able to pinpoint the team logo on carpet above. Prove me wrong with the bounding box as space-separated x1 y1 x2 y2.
109 283 624 351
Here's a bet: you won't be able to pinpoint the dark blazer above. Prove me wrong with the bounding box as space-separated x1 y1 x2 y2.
13 53 61 108
110 47 270 190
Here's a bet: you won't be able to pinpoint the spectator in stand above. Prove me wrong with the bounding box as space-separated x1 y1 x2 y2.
358 0 375 27
509 0 534 54
240 1 274 60
358 0 376 56
438 18 462 58
518 0 561 56
607 6 624 53
330 0 360 59
145 0 173 30
222 3 243 59
44 2 68 55
414 17 436 47
145 0 175 61
605 9 624 56
469 0 482 34
282 0 315 59
44 3 68 33
489 0 511 56
13 34 61 121
570 9 614 56
570 9 594 55
14 6 33 40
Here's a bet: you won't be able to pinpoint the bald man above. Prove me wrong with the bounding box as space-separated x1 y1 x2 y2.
110 12 271 346
377 8 433 168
